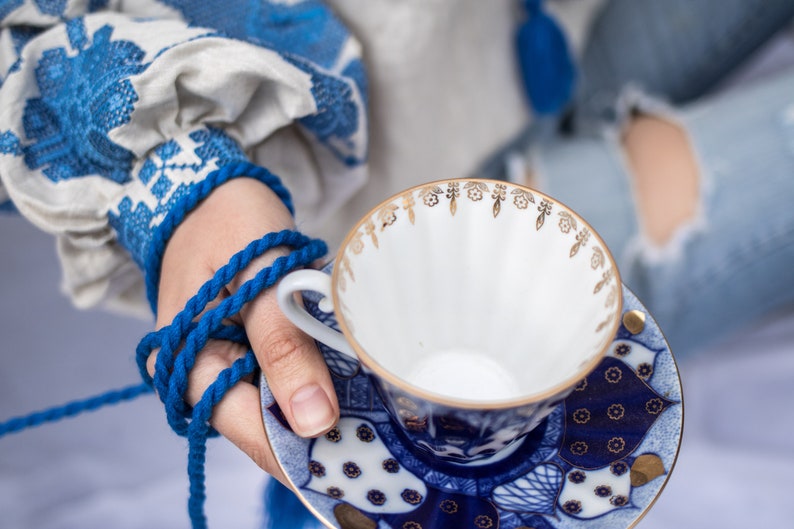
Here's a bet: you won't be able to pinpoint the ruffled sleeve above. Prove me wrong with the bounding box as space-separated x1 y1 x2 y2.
0 2 369 317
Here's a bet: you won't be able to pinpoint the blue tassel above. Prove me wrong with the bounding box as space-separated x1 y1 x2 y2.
262 478 321 529
516 0 576 115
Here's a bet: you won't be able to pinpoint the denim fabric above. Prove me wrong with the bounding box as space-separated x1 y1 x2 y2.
573 0 794 128
541 67 794 356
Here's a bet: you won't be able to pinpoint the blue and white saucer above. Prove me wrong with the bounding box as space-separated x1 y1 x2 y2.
261 283 683 529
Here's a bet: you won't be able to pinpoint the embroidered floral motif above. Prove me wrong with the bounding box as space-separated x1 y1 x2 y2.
22 20 147 183
289 56 361 163
155 1 366 166
108 128 248 268
160 0 347 70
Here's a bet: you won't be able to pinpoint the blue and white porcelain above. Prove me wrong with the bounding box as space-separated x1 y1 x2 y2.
277 179 625 465
262 282 683 529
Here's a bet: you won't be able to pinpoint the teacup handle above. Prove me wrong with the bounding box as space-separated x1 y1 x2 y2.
276 269 356 359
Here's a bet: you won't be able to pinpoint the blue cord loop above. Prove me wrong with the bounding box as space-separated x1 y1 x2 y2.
144 230 326 529
138 229 327 437
0 164 329 529
144 161 295 313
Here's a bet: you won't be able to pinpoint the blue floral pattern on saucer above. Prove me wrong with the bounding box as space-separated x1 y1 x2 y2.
261 281 683 529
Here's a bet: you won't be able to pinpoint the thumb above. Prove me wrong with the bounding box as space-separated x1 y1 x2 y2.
242 287 339 438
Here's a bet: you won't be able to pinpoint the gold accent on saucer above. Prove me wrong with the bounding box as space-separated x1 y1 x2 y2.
630 454 666 487
623 310 647 334
334 503 377 529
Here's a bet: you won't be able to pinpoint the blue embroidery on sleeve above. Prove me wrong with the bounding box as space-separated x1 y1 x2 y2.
0 131 23 155
10 27 43 56
32 0 68 17
155 0 368 166
21 19 148 184
109 127 249 269
190 127 251 168
342 58 369 106
0 0 23 21
156 0 347 70
298 64 358 139
288 56 362 166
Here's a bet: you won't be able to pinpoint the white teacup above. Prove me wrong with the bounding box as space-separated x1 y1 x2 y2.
278 178 622 464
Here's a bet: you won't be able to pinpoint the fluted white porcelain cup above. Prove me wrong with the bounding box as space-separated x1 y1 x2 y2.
278 178 622 464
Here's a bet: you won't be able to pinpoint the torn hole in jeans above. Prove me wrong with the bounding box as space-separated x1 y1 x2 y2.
610 86 710 267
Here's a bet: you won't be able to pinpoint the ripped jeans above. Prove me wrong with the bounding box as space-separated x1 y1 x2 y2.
538 68 794 356
528 0 794 357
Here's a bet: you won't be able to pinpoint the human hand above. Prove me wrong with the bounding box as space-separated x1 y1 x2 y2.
148 178 338 483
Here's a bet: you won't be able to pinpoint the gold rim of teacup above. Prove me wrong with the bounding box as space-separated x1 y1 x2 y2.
330 178 623 410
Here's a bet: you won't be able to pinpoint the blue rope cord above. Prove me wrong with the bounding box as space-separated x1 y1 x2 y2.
142 231 326 527
144 161 295 313
140 230 327 437
0 166 329 528
187 350 259 529
0 383 153 437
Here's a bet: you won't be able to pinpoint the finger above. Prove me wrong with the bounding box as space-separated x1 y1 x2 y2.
185 343 288 483
240 287 339 438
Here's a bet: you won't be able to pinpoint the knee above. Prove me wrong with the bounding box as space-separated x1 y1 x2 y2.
621 114 700 246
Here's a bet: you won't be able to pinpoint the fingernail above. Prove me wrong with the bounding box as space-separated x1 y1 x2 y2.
290 384 335 437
